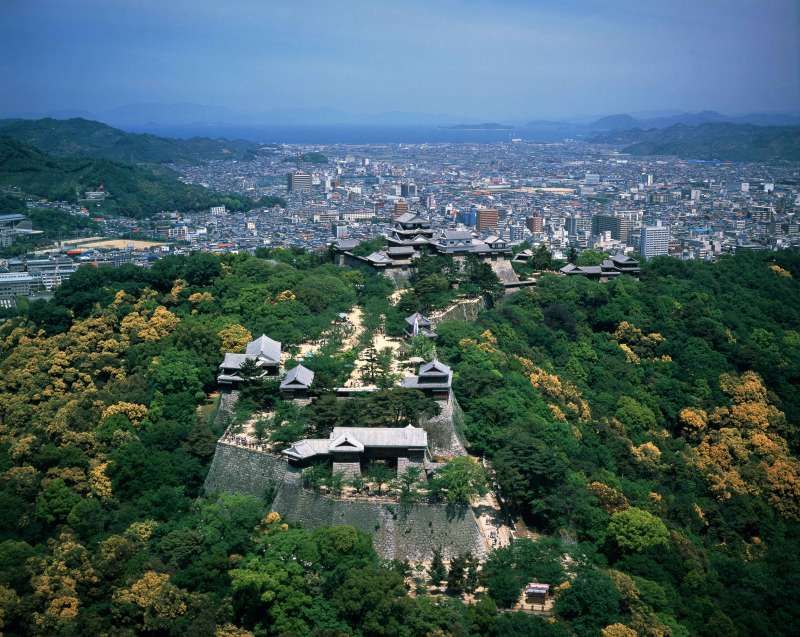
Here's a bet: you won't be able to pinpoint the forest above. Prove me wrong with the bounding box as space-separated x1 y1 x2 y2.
0 118 262 164
0 248 798 636
0 137 284 219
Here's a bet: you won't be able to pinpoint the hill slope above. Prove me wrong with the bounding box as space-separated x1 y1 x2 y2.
0 117 261 164
592 122 800 161
0 136 249 217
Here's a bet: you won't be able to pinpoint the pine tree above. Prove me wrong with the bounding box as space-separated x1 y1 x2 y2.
429 548 447 589
447 553 466 593
464 551 480 593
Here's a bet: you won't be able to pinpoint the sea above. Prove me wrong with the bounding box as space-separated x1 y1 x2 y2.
124 123 579 145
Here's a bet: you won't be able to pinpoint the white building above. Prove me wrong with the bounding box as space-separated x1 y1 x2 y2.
640 222 670 260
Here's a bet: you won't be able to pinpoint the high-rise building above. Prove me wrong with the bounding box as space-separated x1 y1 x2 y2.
526 215 543 233
456 210 476 227
566 214 592 236
400 182 418 198
640 222 670 260
392 199 409 219
476 208 499 232
287 171 312 193
332 223 348 239
592 211 641 244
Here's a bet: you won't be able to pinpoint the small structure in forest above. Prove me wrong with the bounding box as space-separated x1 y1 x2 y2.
401 358 452 401
524 582 551 608
217 334 282 386
404 312 437 339
282 424 428 478
280 364 315 397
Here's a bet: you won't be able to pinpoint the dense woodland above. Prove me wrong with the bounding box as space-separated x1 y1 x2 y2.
591 123 800 162
0 118 262 164
0 248 799 636
0 138 284 218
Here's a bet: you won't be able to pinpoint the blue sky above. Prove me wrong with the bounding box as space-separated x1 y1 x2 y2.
2 0 798 122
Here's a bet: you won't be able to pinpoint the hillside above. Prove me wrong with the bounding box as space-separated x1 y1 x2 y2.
0 249 798 636
592 122 800 161
0 136 255 218
0 117 261 164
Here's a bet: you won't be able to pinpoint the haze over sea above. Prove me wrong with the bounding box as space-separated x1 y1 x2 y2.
123 124 553 145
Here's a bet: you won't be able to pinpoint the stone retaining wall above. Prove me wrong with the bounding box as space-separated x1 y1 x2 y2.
203 442 288 498
271 476 486 561
419 392 468 457
203 441 485 561
430 297 486 325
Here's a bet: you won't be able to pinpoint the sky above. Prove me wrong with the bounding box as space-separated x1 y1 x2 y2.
1 0 799 123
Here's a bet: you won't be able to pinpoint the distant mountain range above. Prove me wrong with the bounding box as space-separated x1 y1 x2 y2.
0 117 261 164
1 114 798 169
3 104 799 137
523 110 800 134
591 123 800 162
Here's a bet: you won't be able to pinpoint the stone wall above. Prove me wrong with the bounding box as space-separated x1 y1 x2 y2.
271 476 486 561
215 390 240 429
430 297 486 326
203 442 485 561
419 392 468 457
203 442 288 498
489 258 520 285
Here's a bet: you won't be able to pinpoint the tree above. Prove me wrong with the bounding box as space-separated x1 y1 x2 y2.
35 479 80 524
532 244 554 271
361 345 379 384
366 462 394 495
607 507 669 552
396 466 422 505
218 324 252 354
464 551 480 594
556 570 621 637
183 252 222 286
577 249 607 266
375 347 398 389
429 549 447 589
492 430 570 525
447 553 467 593
327 472 345 495
567 246 578 264
429 456 488 506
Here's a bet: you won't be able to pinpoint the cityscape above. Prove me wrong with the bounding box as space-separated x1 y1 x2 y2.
1 136 798 303
1 1 799 636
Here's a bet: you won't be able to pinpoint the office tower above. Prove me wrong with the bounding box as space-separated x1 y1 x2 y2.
584 172 600 185
640 222 670 260
476 208 499 232
287 171 312 192
456 209 477 227
690 188 701 201
592 211 641 244
392 199 409 219
400 182 418 198
647 174 654 186
526 215 544 233
566 214 592 236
